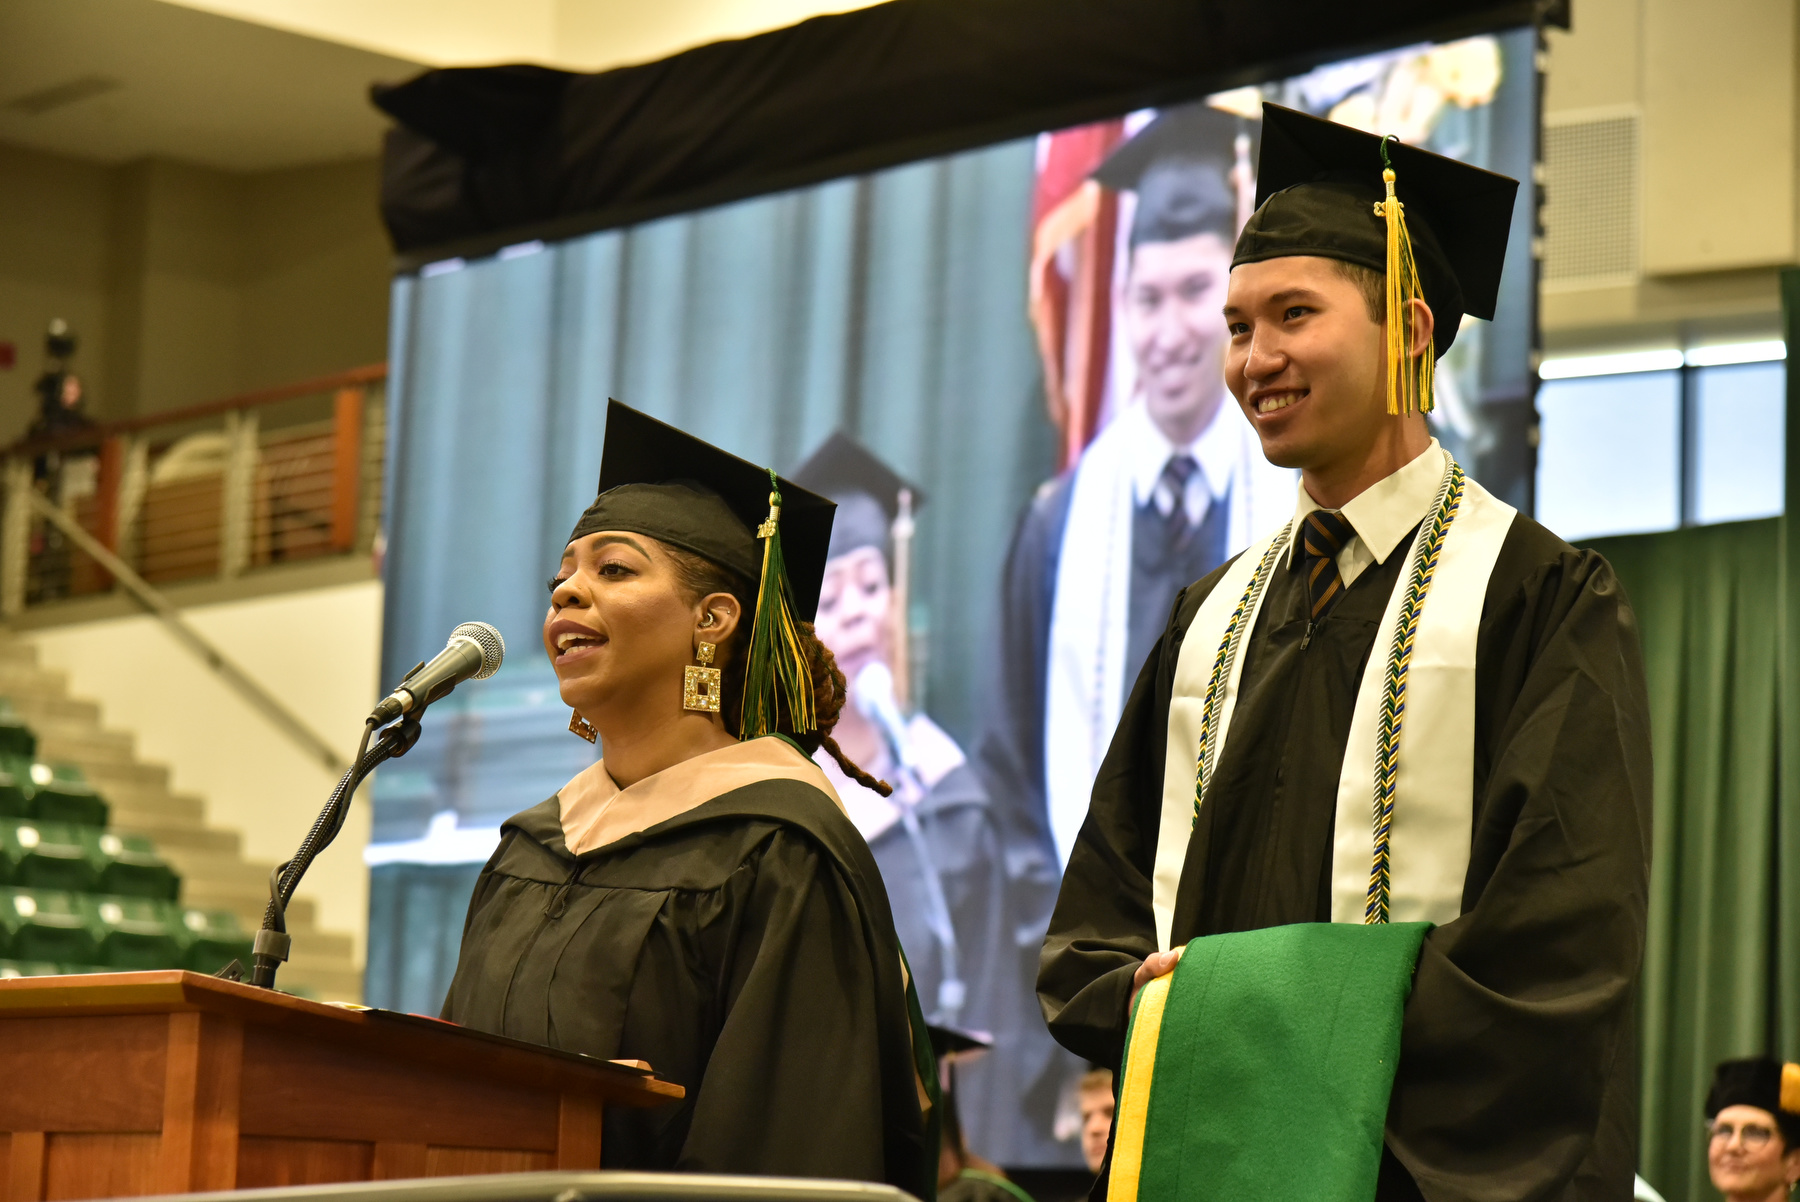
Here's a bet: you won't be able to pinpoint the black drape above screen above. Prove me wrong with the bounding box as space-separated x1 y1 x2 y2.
373 0 1554 262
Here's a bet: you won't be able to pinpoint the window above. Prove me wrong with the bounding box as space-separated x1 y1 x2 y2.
1692 361 1785 525
1536 370 1680 541
1535 345 1785 541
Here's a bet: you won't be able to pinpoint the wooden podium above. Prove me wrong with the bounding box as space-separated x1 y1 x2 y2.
0 972 683 1201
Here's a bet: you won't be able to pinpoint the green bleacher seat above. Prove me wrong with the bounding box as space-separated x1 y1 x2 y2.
87 896 186 970
0 774 30 820
0 889 102 965
96 833 180 900
30 765 108 828
180 908 252 973
0 706 37 761
0 958 62 978
0 820 101 893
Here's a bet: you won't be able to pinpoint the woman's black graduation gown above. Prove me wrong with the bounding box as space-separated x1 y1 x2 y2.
1039 512 1653 1201
442 747 937 1197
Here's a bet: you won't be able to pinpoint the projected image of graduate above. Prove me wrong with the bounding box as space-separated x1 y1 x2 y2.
792 431 1069 1168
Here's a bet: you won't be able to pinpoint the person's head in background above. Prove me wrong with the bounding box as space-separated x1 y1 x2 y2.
1118 158 1239 448
1706 1058 1800 1202
811 492 893 687
1078 1067 1115 1174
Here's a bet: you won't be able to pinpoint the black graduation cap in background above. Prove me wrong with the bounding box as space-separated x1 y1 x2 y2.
572 401 836 621
925 1023 992 1060
1706 1057 1800 1144
1234 103 1519 354
1093 102 1252 249
790 431 924 562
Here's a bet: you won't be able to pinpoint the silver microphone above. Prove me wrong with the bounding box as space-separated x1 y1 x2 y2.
853 661 914 776
371 621 505 724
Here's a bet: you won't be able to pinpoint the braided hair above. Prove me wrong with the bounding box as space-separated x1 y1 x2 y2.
666 544 892 797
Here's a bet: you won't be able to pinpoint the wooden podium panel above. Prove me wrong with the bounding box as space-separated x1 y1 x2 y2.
0 972 683 1201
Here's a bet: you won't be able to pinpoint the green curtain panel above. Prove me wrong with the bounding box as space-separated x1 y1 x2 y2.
1592 519 1786 1201
1583 269 1800 1201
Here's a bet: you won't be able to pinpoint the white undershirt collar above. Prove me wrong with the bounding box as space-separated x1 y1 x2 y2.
1126 396 1241 523
1288 439 1446 588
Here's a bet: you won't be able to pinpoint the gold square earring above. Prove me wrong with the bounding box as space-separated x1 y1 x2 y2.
568 710 597 743
684 641 722 713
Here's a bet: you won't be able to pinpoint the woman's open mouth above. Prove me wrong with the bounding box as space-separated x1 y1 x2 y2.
553 630 606 662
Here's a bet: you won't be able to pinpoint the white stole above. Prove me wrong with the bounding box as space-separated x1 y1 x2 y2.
1152 450 1516 950
1046 402 1294 865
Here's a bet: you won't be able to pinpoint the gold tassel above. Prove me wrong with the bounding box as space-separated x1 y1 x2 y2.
739 473 817 739
1373 142 1434 416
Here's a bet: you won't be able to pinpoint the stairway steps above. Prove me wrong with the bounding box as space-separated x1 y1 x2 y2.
0 633 361 1001
110 820 241 856
108 793 210 828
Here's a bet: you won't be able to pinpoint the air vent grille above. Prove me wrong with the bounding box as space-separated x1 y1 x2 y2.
1543 110 1640 289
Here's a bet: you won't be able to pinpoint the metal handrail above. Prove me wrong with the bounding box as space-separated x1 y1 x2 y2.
9 363 388 458
22 489 349 775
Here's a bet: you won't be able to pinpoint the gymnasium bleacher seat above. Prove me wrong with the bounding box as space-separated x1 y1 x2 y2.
0 701 252 980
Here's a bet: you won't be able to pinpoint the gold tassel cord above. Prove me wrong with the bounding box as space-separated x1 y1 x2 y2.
739 470 818 739
1373 139 1435 417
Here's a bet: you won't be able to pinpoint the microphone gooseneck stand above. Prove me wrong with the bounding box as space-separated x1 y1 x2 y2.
246 712 424 990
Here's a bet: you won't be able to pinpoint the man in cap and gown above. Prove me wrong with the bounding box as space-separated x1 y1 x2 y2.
442 404 937 1195
793 431 1065 1165
1039 106 1652 1200
981 103 1294 873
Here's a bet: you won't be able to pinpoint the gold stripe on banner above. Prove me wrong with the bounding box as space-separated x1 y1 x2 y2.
1110 974 1172 1202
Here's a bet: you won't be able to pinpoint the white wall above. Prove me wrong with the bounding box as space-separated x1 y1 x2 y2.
23 578 383 962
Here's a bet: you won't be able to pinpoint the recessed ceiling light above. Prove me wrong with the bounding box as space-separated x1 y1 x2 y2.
1539 349 1684 379
1684 340 1786 367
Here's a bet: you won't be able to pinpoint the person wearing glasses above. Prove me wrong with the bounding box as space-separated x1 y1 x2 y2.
1706 1058 1800 1202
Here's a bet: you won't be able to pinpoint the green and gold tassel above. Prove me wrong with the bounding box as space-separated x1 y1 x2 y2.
739 468 817 739
1373 137 1434 416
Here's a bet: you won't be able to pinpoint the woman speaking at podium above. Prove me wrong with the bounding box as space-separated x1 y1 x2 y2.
441 403 937 1197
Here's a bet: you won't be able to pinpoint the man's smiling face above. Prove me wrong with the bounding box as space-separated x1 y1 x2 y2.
1222 255 1392 473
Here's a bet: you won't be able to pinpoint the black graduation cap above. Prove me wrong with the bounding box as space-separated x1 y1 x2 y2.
1233 103 1519 355
789 432 923 561
1707 1058 1800 1145
1093 102 1250 250
569 401 837 622
925 1023 992 1060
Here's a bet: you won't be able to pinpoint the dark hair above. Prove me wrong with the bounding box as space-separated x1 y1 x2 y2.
664 543 892 797
1330 259 1386 325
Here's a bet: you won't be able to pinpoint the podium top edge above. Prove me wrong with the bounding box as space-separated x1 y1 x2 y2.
123 1170 920 1202
0 971 684 1103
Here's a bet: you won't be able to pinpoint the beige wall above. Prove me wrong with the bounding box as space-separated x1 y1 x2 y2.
22 578 383 964
1541 0 1798 348
0 143 116 443
0 144 388 435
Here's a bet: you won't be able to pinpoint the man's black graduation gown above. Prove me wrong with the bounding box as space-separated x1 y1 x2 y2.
443 776 937 1198
1039 512 1652 1201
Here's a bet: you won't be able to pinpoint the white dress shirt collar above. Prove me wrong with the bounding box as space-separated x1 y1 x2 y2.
1288 440 1447 585
1126 397 1241 520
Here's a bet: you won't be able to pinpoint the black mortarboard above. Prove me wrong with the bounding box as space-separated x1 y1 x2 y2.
926 1023 993 1060
1707 1058 1800 1145
1094 103 1249 250
569 401 836 622
1233 103 1519 357
790 432 924 561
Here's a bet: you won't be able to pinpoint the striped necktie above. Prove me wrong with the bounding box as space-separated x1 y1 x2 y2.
1301 510 1356 619
1159 454 1200 536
